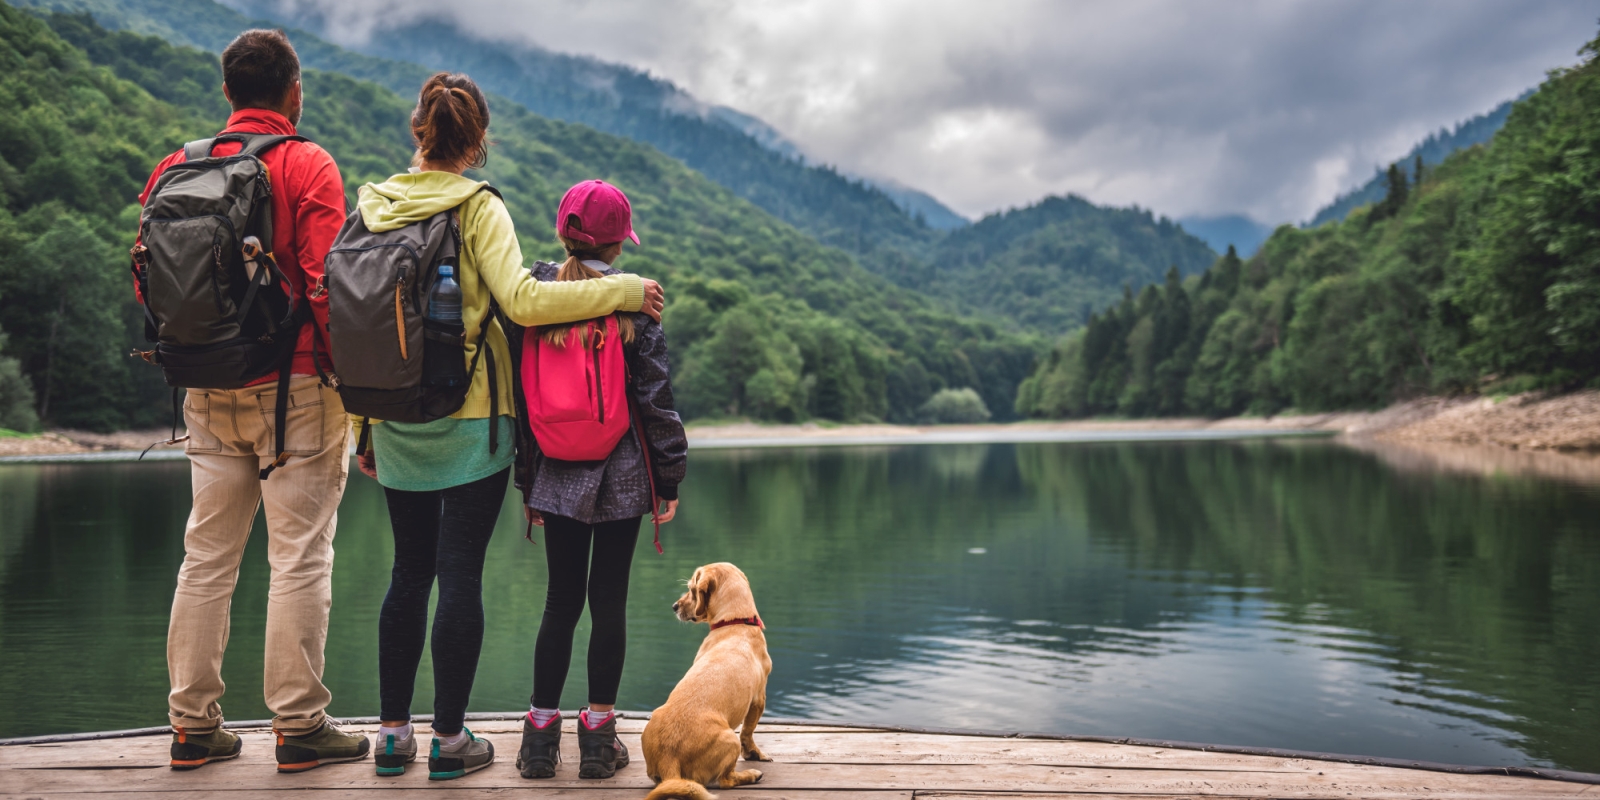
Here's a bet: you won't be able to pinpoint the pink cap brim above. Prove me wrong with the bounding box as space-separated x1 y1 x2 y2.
627 229 641 245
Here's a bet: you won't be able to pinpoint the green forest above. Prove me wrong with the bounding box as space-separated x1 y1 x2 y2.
12 0 1214 339
1017 31 1600 419
0 3 1047 431
4 0 1595 434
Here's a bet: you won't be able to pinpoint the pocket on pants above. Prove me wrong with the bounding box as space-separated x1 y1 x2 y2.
258 385 327 456
183 392 222 453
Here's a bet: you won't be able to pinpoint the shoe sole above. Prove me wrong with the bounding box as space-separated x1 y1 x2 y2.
170 750 241 770
579 762 617 779
277 752 370 773
518 759 557 779
375 753 416 776
429 758 493 781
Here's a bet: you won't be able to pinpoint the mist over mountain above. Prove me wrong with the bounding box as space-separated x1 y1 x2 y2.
224 1 974 253
1305 92 1531 228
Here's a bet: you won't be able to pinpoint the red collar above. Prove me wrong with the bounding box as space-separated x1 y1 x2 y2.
710 616 764 631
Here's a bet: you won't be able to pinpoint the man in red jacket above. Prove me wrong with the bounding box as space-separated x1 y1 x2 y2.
139 30 369 772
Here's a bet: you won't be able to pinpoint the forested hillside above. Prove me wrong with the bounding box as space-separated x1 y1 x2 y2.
17 0 951 275
1017 35 1600 419
0 4 1041 431
1305 94 1525 228
16 0 1227 339
894 195 1218 334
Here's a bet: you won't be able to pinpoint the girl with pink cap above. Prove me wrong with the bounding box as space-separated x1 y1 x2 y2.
514 179 688 782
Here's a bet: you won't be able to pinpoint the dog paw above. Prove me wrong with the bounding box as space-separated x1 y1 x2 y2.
743 749 773 762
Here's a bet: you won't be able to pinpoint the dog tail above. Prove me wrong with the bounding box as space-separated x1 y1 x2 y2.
645 778 716 800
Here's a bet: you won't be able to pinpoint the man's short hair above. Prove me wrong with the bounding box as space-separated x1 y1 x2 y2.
221 29 300 108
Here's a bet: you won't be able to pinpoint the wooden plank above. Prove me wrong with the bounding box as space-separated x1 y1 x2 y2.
2 791 909 800
6 754 1584 798
1 726 1586 799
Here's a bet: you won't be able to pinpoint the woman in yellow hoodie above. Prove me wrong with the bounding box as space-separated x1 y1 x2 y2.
355 73 664 780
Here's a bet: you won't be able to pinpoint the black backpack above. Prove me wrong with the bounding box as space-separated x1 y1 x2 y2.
323 185 507 454
130 133 309 478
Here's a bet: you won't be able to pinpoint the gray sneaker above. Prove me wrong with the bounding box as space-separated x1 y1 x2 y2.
374 727 418 776
429 728 495 780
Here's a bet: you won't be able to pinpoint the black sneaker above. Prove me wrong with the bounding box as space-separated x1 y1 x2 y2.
170 726 242 770
275 719 371 773
517 712 562 778
576 710 629 779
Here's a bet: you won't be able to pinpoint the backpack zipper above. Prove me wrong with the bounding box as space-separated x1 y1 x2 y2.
593 331 605 423
394 268 408 360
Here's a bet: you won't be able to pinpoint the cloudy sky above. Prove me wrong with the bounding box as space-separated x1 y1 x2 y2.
286 0 1593 224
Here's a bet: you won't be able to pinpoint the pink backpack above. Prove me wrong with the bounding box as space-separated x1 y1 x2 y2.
521 316 632 461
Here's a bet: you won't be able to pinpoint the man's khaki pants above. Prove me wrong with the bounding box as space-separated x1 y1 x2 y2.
167 376 349 735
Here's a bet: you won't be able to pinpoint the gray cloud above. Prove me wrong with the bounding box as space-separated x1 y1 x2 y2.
257 0 1595 223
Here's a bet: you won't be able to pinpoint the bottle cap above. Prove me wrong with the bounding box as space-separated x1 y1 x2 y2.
438 265 454 278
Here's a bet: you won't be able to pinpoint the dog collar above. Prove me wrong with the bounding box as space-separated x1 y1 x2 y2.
710 616 764 630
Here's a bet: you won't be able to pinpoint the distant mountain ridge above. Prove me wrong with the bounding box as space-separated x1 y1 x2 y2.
893 195 1219 333
17 0 1224 344
1175 214 1276 257
1305 92 1531 228
226 2 976 243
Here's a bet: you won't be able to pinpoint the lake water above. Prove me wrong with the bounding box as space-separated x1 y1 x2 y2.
1 439 1596 772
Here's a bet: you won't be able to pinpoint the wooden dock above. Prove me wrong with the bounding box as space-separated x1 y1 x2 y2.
2 717 1593 798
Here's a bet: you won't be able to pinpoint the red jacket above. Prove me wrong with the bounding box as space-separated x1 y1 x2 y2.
137 109 345 382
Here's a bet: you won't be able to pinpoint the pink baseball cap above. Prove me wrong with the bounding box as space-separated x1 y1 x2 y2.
556 179 640 246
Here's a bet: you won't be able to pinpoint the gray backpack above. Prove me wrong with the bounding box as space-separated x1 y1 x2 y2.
323 185 505 453
130 132 308 478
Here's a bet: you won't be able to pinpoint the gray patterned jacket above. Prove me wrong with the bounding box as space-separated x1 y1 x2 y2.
516 261 687 524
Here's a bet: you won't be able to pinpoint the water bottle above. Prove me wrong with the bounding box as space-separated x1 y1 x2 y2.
427 263 463 324
424 262 467 389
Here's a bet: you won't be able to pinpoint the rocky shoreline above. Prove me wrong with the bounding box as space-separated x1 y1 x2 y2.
5 390 1597 463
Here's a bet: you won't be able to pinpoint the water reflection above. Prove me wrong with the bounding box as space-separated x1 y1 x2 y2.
0 440 1595 773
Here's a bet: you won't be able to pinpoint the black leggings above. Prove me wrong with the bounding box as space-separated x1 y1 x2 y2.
531 514 642 709
378 467 509 734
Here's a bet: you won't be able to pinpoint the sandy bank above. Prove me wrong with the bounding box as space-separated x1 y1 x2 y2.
5 390 1597 462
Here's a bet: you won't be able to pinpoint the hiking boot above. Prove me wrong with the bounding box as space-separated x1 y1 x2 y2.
517 712 562 778
373 726 419 776
576 710 629 779
169 726 241 770
429 728 494 780
275 719 371 773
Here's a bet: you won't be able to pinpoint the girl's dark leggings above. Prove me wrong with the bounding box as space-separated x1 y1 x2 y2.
531 514 642 709
377 467 509 735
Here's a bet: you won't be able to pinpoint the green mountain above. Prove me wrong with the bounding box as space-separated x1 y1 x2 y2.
890 195 1219 334
0 3 1041 431
18 0 952 275
17 0 1230 334
1176 214 1276 258
1305 93 1529 228
1017 35 1600 419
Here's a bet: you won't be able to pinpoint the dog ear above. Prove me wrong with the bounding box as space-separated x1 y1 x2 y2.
692 571 717 620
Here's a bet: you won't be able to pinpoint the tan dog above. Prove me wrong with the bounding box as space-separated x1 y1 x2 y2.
642 563 773 800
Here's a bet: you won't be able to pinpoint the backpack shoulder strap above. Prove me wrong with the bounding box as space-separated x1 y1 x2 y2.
182 138 217 161
180 134 307 162
234 133 308 158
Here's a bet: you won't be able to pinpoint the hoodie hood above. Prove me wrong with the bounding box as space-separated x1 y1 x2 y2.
358 171 491 232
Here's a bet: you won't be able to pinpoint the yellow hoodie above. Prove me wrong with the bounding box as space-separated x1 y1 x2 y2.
356 171 644 420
